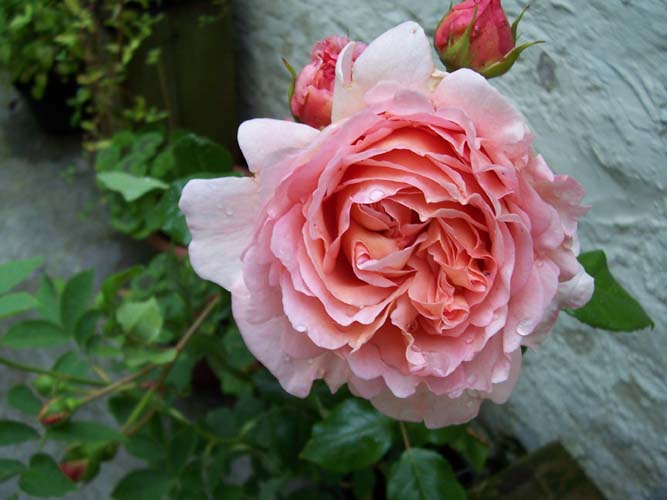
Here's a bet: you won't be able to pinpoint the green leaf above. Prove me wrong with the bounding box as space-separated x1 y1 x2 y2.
0 421 39 446
74 310 100 347
0 458 25 483
19 454 75 497
223 325 255 371
125 435 166 462
0 292 38 318
112 469 172 500
0 257 43 294
205 408 238 440
167 427 198 473
566 250 654 332
117 297 163 343
301 399 393 473
353 469 376 500
7 385 42 417
36 275 61 324
60 270 94 333
97 265 143 313
123 347 177 368
172 133 232 177
53 352 91 380
387 448 466 500
145 180 191 246
97 171 168 202
0 320 69 349
450 431 488 472
46 421 123 444
404 423 467 448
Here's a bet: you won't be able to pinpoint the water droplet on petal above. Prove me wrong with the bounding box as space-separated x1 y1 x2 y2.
225 208 233 216
295 324 307 333
283 355 290 362
536 260 544 268
467 374 477 384
369 189 384 202
517 319 534 336
465 335 474 344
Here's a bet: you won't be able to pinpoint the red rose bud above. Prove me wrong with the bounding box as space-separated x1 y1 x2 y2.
38 397 79 426
59 459 88 482
434 0 541 78
288 35 366 129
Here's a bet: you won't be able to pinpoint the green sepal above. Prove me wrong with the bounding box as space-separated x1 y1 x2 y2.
282 57 298 108
479 40 543 79
511 3 532 43
437 6 478 72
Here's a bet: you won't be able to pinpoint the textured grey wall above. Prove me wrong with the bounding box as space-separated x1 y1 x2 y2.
230 1 667 498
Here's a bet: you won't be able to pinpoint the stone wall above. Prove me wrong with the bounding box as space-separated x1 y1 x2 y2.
230 1 667 498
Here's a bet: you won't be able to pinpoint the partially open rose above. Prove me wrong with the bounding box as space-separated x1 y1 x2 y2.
180 22 593 427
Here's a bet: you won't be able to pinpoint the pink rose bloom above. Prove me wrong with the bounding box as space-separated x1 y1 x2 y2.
180 22 593 428
290 36 366 129
435 0 515 71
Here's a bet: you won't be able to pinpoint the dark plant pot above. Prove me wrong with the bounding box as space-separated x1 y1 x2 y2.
13 74 79 136
125 0 238 156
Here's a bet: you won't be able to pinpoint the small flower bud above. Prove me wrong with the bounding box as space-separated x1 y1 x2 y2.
434 0 540 78
38 398 79 426
288 36 366 129
33 374 56 397
59 459 89 482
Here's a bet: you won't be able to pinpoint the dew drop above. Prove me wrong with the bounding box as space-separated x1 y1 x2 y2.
225 208 234 216
283 355 291 362
536 260 544 268
517 319 534 336
295 324 307 333
465 335 474 345
467 374 477 384
369 189 384 202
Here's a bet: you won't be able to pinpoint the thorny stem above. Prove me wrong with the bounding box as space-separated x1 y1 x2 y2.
79 364 155 406
0 356 106 387
121 294 221 435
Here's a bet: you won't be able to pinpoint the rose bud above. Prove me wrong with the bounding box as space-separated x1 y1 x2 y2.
288 35 366 129
59 459 89 482
434 0 541 78
38 397 79 426
33 374 56 397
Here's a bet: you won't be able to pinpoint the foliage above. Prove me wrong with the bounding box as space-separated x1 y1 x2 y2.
0 254 496 499
0 0 81 99
0 0 165 138
95 129 235 245
565 250 654 331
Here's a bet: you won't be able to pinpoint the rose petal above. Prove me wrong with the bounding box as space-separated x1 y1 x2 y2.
238 118 319 173
180 177 259 290
232 278 346 397
434 69 527 146
332 22 434 122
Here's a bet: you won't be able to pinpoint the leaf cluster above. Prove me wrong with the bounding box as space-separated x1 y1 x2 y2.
0 255 489 499
95 129 235 245
0 0 82 99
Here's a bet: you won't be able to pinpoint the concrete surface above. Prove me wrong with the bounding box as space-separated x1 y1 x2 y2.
230 1 667 498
